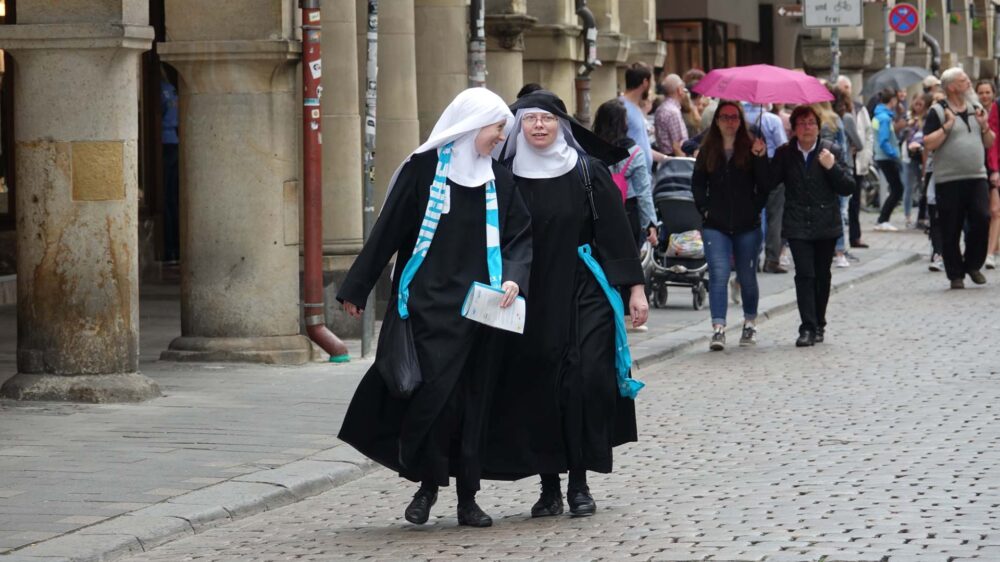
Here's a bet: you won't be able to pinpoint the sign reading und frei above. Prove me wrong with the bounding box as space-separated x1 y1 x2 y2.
803 0 863 28
888 3 919 35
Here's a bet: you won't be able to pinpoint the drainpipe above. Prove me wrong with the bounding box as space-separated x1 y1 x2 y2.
301 0 350 363
575 0 600 127
469 0 486 88
993 1 1000 83
922 30 942 76
361 0 379 358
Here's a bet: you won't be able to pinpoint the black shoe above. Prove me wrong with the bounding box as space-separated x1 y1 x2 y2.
815 327 825 343
850 240 869 248
968 270 987 285
566 486 596 517
457 501 493 527
530 484 564 518
795 329 815 347
762 261 788 274
404 488 437 525
951 278 965 290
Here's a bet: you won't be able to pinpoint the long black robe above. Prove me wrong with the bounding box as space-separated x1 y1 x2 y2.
337 151 532 488
484 156 644 479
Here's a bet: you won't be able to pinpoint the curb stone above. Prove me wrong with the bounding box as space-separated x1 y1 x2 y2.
1 250 920 562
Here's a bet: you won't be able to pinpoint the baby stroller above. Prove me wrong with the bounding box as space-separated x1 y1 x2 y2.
647 156 708 310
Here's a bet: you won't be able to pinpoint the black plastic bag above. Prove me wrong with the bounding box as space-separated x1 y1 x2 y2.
373 305 422 399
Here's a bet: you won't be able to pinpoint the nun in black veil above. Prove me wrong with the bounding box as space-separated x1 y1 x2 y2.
484 90 648 517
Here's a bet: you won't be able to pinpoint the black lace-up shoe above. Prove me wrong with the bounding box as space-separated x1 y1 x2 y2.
404 487 437 525
457 501 493 527
814 326 825 343
530 483 564 517
795 329 815 347
566 486 596 517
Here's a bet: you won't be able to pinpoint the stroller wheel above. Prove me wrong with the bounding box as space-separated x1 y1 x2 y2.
653 284 668 308
692 284 707 310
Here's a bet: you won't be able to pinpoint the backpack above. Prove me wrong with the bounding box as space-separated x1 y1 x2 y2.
610 147 639 202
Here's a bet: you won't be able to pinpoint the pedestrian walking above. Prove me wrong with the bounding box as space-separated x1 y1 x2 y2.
620 62 667 172
485 89 647 519
836 75 873 248
770 105 855 347
691 101 771 351
922 68 995 289
873 88 905 232
977 80 1000 269
655 74 689 156
817 94 852 269
336 88 532 527
744 102 790 274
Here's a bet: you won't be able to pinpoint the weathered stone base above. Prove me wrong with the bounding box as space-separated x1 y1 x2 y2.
0 372 161 403
161 335 313 365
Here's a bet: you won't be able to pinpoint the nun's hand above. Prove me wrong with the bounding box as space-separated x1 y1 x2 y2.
499 281 520 308
342 301 362 319
629 285 649 327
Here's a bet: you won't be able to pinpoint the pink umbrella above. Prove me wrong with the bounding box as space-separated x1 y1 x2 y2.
691 64 833 105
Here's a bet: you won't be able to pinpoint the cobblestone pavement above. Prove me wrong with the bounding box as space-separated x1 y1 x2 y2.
123 248 1000 562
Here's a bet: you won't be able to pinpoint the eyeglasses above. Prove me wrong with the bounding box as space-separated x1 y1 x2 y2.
522 113 558 125
717 114 741 122
796 120 819 128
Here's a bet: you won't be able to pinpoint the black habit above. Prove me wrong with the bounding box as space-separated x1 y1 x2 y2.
484 154 644 479
337 150 532 489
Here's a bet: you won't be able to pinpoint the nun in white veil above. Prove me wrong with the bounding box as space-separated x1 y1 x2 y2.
337 88 532 528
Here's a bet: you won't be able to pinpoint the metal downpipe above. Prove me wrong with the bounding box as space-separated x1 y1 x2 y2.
301 0 350 363
922 31 942 76
469 0 486 87
575 0 600 126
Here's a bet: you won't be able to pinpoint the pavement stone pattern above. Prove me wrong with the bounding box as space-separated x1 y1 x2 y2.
118 238 1000 561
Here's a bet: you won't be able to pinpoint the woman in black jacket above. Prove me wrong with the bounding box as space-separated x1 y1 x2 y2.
771 105 856 347
692 100 771 350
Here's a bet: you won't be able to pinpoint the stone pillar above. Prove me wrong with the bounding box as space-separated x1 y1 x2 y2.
620 0 665 73
415 0 468 140
485 0 536 103
974 0 997 78
523 0 580 106
589 0 629 106
801 36 874 92
320 0 365 337
0 0 160 402
158 0 313 364
374 0 420 209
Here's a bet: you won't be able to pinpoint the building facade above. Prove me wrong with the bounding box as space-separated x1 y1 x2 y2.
0 0 992 401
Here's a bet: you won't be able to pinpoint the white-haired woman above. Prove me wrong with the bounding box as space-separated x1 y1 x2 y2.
337 88 532 527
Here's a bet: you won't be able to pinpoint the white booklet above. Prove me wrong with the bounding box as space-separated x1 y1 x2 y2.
460 282 526 334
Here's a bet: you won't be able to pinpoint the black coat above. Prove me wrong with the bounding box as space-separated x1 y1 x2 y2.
336 151 532 487
771 139 855 241
691 152 772 234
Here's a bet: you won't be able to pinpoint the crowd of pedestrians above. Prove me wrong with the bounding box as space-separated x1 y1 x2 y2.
333 62 998 530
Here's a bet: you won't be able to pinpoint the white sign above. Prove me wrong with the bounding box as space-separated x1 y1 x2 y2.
803 0 863 28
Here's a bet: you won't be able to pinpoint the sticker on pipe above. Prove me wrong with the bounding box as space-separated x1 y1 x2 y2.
309 59 322 80
308 11 320 23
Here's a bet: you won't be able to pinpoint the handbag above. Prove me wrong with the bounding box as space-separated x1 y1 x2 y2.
373 304 422 399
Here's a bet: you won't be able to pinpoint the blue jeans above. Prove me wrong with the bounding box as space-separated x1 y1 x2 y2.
704 227 762 326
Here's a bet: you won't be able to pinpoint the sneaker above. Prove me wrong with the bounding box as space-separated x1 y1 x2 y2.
929 255 944 272
968 270 987 285
873 222 899 232
739 324 757 347
709 329 725 351
730 276 741 304
834 254 850 268
779 251 793 268
986 255 996 270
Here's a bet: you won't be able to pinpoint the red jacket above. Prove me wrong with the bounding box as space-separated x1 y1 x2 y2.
989 102 1000 173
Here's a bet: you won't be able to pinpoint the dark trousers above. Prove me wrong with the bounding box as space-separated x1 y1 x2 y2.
877 159 904 224
162 143 180 262
927 203 942 257
788 238 837 333
848 174 863 243
936 178 991 280
624 197 643 250
764 184 786 263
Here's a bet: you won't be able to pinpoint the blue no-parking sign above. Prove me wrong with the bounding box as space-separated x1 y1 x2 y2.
889 3 919 36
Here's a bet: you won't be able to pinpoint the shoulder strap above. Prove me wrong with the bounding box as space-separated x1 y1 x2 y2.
575 151 600 221
622 146 639 171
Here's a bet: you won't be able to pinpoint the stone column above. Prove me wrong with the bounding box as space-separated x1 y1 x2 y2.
620 0 665 73
320 0 365 337
523 0 581 107
0 0 160 402
801 35 874 94
485 0 536 103
589 0 629 106
158 0 313 364
374 0 420 209
974 0 996 78
415 0 468 140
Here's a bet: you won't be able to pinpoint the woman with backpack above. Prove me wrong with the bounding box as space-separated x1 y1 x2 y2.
691 100 771 351
593 99 657 250
484 90 647 520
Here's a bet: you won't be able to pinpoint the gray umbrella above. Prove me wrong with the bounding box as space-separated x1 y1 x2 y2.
862 66 931 97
